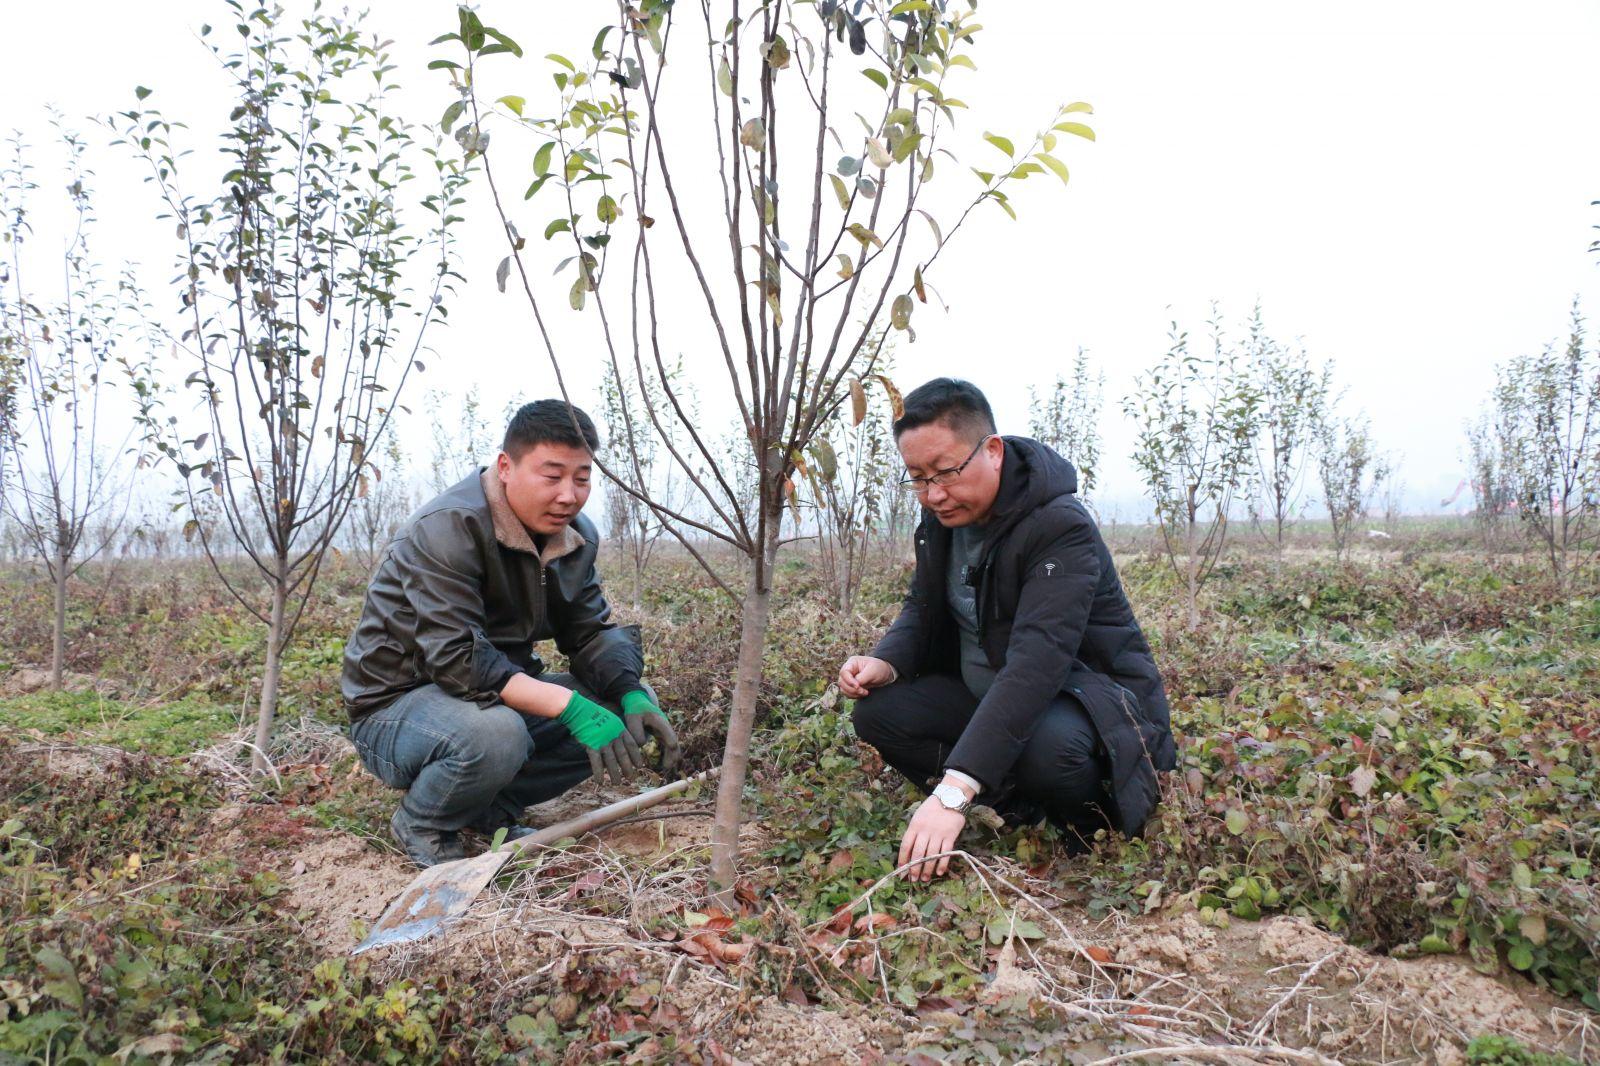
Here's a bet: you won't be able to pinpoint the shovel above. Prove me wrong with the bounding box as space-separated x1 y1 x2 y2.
352 767 718 955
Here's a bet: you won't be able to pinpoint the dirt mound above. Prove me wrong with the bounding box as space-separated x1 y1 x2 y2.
1 666 106 697
279 831 419 954
1096 912 1592 1063
209 801 1596 1064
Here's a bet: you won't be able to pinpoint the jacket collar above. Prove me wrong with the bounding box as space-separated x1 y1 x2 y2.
480 467 584 564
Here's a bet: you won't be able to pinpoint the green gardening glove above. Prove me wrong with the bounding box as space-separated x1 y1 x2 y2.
559 691 642 786
621 689 683 774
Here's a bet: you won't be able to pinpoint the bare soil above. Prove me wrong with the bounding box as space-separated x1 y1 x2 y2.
217 799 1598 1065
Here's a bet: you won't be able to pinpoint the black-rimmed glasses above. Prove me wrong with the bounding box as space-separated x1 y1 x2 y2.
898 435 992 494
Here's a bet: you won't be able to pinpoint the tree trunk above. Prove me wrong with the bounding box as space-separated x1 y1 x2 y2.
252 567 289 776
51 551 68 689
1184 516 1200 630
708 516 779 906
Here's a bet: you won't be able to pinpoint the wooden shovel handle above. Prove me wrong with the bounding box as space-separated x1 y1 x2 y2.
512 766 720 855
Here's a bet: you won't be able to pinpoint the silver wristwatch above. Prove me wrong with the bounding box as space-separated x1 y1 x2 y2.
932 782 972 813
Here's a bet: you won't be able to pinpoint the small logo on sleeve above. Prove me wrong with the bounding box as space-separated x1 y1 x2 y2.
1043 559 1059 577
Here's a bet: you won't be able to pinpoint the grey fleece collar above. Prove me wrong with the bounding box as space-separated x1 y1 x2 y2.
480 467 584 564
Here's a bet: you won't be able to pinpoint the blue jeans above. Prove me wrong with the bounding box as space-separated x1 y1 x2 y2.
348 673 602 833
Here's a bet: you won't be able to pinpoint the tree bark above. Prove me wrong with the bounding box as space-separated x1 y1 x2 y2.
51 550 68 689
708 513 779 906
252 563 289 776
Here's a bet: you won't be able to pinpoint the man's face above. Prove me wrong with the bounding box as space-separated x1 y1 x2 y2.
497 442 592 535
897 420 1004 527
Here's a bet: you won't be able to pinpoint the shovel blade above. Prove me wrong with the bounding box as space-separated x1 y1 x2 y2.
352 849 512 955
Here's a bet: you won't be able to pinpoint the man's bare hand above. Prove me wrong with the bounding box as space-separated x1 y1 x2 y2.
898 795 966 881
838 655 895 699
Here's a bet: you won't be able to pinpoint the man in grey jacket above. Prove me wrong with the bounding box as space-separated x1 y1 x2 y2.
342 400 681 867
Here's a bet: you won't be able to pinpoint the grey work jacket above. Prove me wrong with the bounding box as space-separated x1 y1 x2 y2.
341 469 641 721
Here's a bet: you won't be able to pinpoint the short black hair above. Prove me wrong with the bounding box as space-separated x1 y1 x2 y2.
893 378 996 443
503 399 600 460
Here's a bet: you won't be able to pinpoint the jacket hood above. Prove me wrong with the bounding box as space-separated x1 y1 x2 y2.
988 436 1078 533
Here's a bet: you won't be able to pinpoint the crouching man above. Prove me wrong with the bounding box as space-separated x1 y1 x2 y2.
341 400 681 867
840 379 1175 880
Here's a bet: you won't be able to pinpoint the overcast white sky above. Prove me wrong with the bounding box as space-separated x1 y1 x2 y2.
4 1 1597 520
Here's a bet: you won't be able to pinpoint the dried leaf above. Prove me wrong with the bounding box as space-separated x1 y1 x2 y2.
849 377 867 426
874 374 903 420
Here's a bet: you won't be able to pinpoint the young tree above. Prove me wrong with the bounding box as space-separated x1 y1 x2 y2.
1488 302 1599 588
0 129 156 687
118 4 470 773
1242 306 1328 551
439 1 1093 900
1463 410 1514 551
1125 310 1258 628
1315 411 1389 562
801 358 902 614
598 352 688 611
1027 346 1103 507
348 433 416 574
426 384 498 493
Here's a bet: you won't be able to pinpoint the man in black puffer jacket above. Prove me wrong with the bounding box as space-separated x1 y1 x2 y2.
841 379 1175 880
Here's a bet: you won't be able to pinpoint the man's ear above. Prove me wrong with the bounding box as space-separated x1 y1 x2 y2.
495 451 512 481
984 434 1005 467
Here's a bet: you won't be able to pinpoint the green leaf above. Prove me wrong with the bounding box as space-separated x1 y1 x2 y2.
829 174 851 211
1418 933 1452 954
546 53 575 71
740 117 766 150
946 54 976 71
496 256 511 293
893 132 923 164
533 141 555 177
36 947 83 1011
441 100 466 134
890 0 932 12
846 223 882 249
886 108 916 128
498 95 525 117
570 275 587 310
1064 101 1094 114
544 217 571 240
862 69 889 90
1035 152 1070 185
490 826 509 850
891 294 913 330
134 85 152 100
428 59 462 71
983 132 1014 157
1225 809 1249 835
596 195 619 224
1053 121 1096 141
916 209 942 248
592 26 613 60
524 175 552 200
1507 943 1534 971
838 155 861 176
717 56 734 96
835 253 854 279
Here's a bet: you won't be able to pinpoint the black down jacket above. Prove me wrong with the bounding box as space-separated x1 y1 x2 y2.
872 437 1176 835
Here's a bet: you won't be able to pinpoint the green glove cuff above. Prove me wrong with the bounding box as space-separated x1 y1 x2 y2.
621 690 660 718
558 691 625 748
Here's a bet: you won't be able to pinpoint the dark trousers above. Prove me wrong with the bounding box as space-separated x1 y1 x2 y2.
348 672 601 833
852 672 1114 847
